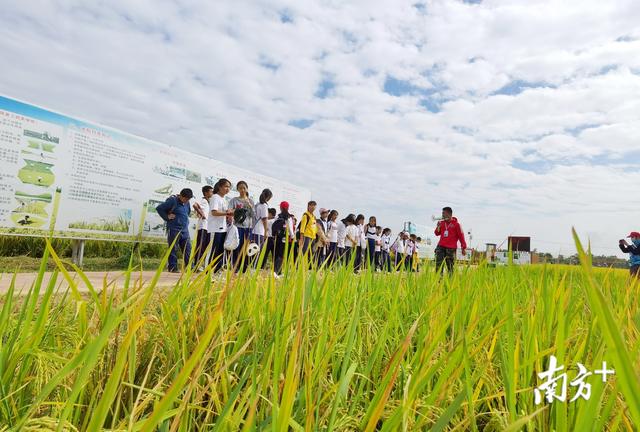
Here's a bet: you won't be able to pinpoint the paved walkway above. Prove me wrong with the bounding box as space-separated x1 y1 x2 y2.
0 271 183 295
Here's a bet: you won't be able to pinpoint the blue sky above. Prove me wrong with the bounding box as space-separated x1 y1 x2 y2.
1 0 639 256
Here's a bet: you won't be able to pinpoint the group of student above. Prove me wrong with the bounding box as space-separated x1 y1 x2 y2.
156 179 467 277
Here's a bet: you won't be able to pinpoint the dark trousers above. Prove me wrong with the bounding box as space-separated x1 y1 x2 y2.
381 251 391 272
344 246 353 266
435 246 456 276
233 227 251 272
209 232 227 273
338 247 346 264
194 229 210 268
262 236 274 269
367 239 377 266
274 239 292 275
374 251 381 270
327 242 338 265
395 252 405 271
250 233 264 268
631 265 639 278
300 236 313 256
167 228 191 272
316 246 326 266
355 246 363 271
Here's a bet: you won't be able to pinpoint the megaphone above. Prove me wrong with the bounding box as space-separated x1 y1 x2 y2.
431 215 444 222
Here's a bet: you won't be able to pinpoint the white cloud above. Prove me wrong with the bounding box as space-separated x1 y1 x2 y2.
0 0 638 257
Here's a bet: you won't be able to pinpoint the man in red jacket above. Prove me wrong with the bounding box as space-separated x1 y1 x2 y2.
434 206 467 277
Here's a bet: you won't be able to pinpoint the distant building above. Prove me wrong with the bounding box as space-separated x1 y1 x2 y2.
485 237 532 265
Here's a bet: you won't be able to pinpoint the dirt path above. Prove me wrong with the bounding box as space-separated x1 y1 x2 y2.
0 271 183 295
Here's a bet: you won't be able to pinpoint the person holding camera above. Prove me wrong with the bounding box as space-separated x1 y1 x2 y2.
619 231 640 278
434 206 467 277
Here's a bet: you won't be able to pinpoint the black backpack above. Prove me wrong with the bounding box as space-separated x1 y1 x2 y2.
233 207 249 225
271 217 287 240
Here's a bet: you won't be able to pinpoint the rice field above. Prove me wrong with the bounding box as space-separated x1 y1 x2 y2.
0 231 639 431
68 215 132 233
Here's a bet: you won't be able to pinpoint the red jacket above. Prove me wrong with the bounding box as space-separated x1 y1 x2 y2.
434 217 467 250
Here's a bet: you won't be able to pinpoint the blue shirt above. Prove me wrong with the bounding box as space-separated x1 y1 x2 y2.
156 195 191 232
619 242 640 267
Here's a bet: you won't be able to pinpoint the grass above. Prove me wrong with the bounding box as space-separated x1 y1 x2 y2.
0 235 164 260
0 256 164 272
0 233 638 430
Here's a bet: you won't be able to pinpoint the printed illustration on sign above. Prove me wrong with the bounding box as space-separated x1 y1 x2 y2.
68 208 132 233
10 127 60 229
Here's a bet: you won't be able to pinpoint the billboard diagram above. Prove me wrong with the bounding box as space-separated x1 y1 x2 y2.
0 95 310 242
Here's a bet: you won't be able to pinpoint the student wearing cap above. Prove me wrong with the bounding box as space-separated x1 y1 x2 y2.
315 208 330 264
156 188 194 273
392 231 408 271
619 231 640 278
272 201 296 277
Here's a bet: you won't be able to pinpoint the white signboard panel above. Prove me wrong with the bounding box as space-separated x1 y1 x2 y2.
0 95 310 242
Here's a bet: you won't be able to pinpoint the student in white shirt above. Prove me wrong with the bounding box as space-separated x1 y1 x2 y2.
344 215 359 268
373 225 382 271
194 185 213 270
229 181 255 273
355 214 366 271
208 178 234 273
405 234 416 272
262 207 277 269
252 188 272 247
380 228 392 272
336 214 350 263
365 216 378 268
392 231 408 271
326 210 339 265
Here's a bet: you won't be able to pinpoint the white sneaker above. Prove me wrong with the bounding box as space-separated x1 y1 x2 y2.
273 272 281 279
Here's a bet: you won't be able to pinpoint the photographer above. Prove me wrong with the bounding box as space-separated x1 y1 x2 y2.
619 231 640 278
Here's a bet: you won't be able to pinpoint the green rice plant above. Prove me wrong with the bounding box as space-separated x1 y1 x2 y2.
0 234 638 430
68 215 131 233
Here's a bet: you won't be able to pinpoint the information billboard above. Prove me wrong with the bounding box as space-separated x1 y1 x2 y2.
0 95 310 242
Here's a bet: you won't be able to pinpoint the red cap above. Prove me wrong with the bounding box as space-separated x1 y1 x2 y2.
628 231 640 238
280 201 289 210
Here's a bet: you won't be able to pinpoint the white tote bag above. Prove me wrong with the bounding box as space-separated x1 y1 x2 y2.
224 223 240 251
